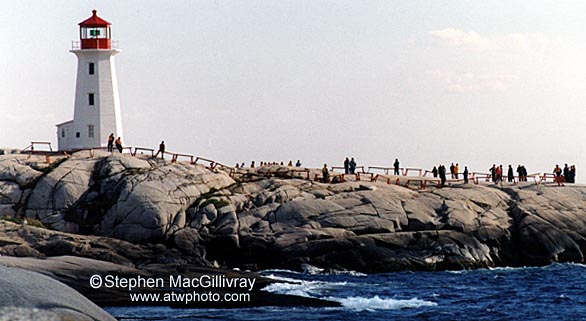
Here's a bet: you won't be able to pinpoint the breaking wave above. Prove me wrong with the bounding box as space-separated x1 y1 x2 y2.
331 296 437 311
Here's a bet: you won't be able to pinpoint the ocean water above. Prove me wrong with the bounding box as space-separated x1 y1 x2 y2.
106 263 586 320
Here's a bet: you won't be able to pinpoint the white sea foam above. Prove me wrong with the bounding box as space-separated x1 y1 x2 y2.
446 266 530 274
487 266 524 271
262 282 314 297
261 274 304 283
260 269 303 275
446 270 468 274
448 266 533 274
344 270 368 277
262 278 436 311
301 264 368 277
302 264 324 275
261 278 348 298
329 296 437 311
260 266 367 277
563 262 586 268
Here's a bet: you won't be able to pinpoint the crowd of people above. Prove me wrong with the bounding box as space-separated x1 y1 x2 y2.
234 158 578 187
486 164 528 183
430 164 468 186
99 134 578 187
553 164 577 185
426 162 579 186
133 141 577 187
234 160 303 169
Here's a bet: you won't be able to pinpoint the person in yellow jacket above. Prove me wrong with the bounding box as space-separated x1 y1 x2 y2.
454 163 459 179
115 137 123 153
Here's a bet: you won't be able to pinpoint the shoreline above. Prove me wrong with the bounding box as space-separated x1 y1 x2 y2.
2 151 586 314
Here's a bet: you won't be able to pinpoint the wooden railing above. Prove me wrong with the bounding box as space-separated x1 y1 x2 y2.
21 141 53 153
169 152 195 164
133 147 155 157
19 142 574 188
331 165 366 173
367 166 394 175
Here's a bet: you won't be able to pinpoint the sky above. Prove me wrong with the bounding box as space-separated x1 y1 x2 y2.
1 1 586 178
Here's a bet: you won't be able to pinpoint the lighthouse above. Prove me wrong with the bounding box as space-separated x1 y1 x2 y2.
57 10 124 151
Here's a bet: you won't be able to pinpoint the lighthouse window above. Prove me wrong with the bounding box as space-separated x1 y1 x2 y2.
82 27 108 39
89 63 95 75
76 132 80 138
61 129 65 138
88 93 95 106
88 125 95 138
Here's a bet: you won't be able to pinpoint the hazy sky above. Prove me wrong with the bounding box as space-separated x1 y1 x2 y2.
1 1 585 177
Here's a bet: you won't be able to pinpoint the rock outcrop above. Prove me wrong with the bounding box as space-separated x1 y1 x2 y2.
0 236 339 309
2 152 586 274
194 178 515 272
1 152 235 243
0 265 116 321
504 186 586 266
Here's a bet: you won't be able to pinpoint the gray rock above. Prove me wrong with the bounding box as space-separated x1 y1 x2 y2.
99 160 235 243
172 227 201 255
0 307 61 321
8 151 586 273
0 156 44 187
507 185 586 265
215 205 238 229
0 181 22 205
25 158 97 232
0 265 116 321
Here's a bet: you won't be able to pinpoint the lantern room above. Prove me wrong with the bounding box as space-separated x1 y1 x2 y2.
78 10 112 49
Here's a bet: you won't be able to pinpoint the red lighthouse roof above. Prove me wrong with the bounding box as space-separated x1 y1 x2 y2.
79 10 111 27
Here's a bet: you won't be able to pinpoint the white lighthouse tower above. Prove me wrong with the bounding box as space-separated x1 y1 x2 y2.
57 10 124 151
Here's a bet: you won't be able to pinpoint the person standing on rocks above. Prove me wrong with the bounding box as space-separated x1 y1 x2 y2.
553 164 564 185
344 157 350 174
439 164 447 187
490 164 496 183
107 133 115 152
394 159 400 175
322 164 330 183
508 165 514 183
563 164 570 182
432 166 438 178
454 163 459 179
554 164 562 178
450 163 455 179
463 166 469 184
115 137 123 153
158 141 166 159
295 160 302 167
349 158 356 174
496 165 503 183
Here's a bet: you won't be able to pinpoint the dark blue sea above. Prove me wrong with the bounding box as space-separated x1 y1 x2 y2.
106 263 586 320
